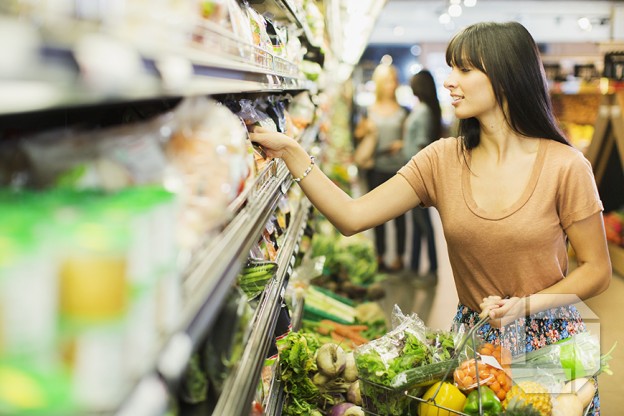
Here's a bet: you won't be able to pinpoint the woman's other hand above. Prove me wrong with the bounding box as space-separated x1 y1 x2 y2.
479 296 525 328
354 118 377 140
389 140 403 154
248 126 297 160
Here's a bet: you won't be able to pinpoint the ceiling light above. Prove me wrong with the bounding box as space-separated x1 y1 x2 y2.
439 13 451 24
577 17 592 31
393 26 405 36
448 4 462 17
464 0 477 7
409 63 423 74
410 45 422 56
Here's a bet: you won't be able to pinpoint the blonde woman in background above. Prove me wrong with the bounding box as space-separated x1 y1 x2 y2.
354 64 408 272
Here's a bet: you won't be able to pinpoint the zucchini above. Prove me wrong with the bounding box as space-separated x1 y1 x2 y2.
390 358 459 390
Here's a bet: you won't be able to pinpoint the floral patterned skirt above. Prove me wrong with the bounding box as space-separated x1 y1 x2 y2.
453 303 600 415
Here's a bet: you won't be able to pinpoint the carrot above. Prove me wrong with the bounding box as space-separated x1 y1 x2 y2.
319 320 368 332
333 327 369 345
330 332 356 349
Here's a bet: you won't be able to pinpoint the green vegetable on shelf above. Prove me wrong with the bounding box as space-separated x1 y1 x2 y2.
237 260 277 298
462 386 502 416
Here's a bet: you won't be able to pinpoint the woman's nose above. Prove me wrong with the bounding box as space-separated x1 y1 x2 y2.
443 75 455 90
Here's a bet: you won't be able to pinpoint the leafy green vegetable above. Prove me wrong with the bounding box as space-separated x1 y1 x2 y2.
355 331 429 414
311 231 380 287
277 332 322 415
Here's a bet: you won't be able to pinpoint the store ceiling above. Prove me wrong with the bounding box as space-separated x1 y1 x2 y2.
368 0 624 44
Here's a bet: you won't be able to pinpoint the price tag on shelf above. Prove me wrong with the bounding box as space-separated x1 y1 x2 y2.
266 74 279 87
74 33 144 93
156 54 193 92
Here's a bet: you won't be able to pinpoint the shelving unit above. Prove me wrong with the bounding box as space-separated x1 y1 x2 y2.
212 197 311 415
0 2 325 415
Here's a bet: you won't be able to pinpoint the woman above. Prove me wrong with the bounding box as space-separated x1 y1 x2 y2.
251 22 611 413
354 64 408 272
403 70 442 283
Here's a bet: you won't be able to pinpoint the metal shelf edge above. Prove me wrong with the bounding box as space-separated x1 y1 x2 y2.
212 196 311 416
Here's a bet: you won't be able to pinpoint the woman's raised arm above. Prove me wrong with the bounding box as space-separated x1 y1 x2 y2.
249 127 420 236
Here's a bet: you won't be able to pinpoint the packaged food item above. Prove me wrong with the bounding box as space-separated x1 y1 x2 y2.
227 0 254 47
198 0 229 25
244 3 272 51
233 98 278 173
0 203 58 367
19 115 171 191
166 97 248 250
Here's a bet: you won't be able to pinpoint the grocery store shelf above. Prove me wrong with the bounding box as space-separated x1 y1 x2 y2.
212 197 311 416
0 17 313 116
114 162 294 416
178 161 291 351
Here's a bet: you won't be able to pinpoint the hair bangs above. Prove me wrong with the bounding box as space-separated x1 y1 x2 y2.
445 26 486 73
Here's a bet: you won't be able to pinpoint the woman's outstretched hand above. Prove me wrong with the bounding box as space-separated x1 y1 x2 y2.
248 126 297 160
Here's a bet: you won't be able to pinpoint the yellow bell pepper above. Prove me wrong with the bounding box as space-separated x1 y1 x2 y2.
418 381 466 416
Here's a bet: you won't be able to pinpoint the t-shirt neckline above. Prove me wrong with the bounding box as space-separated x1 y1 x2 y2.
462 139 548 220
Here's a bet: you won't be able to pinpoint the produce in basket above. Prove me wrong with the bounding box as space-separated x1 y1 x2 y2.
453 343 513 401
354 307 430 414
502 381 552 416
498 399 541 416
560 377 596 408
552 394 584 416
513 332 615 381
391 358 459 389
462 385 502 416
418 381 466 416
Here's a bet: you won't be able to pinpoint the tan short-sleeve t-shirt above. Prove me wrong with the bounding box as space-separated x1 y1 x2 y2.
398 137 603 311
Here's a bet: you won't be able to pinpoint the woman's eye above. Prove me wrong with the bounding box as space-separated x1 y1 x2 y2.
460 67 471 73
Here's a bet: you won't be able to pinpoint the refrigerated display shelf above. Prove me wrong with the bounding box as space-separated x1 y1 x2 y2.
169 161 291 369
212 197 311 416
0 16 311 116
116 162 299 416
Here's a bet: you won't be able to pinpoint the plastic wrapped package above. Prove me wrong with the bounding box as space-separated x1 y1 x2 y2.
243 3 273 67
227 0 254 48
166 97 250 250
233 98 277 173
198 0 229 25
355 306 464 415
19 115 172 190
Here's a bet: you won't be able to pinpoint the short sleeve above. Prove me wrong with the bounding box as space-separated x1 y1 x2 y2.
398 137 454 207
557 151 603 229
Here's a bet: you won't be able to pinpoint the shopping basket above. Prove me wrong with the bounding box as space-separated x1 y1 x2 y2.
359 315 497 416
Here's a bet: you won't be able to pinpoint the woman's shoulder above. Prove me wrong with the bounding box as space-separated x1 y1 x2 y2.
419 136 463 159
544 139 590 164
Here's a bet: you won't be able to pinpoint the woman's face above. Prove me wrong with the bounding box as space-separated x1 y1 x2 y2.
443 64 498 120
376 70 398 98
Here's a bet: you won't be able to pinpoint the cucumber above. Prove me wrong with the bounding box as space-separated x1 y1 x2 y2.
390 358 459 390
241 269 273 280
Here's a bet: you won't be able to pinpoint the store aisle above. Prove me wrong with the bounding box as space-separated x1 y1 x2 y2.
378 207 624 414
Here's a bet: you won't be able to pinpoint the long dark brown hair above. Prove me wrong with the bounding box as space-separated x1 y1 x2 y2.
410 70 442 143
445 21 569 150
